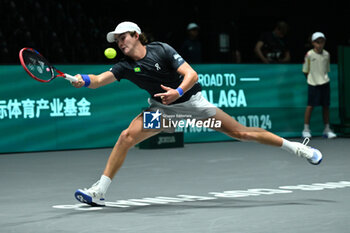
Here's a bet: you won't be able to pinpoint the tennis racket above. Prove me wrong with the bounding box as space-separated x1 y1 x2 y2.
19 48 78 83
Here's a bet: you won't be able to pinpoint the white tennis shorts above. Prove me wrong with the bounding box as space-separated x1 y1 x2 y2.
147 92 217 120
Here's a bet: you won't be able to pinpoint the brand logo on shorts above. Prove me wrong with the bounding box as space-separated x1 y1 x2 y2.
143 110 161 129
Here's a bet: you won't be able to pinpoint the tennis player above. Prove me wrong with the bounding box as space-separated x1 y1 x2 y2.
72 22 323 206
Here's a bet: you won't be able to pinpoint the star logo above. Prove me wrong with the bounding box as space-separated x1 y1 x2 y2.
143 110 162 129
150 109 161 122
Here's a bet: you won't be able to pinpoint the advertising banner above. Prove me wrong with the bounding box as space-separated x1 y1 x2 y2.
0 64 339 153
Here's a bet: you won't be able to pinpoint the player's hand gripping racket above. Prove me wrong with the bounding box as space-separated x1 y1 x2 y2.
19 48 78 83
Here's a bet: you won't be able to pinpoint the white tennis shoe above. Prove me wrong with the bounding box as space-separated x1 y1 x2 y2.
294 137 322 165
74 181 105 206
302 130 312 138
323 129 337 139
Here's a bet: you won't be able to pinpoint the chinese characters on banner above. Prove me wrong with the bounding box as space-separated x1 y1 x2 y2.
0 97 91 119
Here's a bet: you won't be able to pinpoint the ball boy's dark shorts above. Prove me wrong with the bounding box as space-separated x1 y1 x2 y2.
307 82 330 107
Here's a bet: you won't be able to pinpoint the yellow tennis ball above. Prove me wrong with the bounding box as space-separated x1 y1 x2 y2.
104 48 117 59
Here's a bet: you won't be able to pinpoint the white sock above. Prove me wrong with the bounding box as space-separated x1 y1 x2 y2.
280 138 297 155
324 124 330 132
304 124 310 131
98 175 112 194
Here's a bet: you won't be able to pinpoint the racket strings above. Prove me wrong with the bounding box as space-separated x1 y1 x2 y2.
22 50 53 81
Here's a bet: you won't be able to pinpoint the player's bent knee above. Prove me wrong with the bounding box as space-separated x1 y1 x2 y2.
118 129 136 148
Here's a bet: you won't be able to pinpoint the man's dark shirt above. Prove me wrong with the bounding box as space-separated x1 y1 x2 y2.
110 42 201 104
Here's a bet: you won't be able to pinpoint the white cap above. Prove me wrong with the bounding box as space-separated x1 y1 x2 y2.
106 21 141 43
187 23 199 31
311 32 326 41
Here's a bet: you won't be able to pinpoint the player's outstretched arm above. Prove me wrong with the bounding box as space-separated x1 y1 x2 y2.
71 71 116 89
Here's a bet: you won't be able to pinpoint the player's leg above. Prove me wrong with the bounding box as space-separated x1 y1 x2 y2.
209 107 322 165
75 113 161 206
103 113 161 178
212 107 283 146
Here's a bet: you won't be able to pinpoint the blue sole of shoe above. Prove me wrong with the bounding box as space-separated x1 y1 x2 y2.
309 158 322 165
74 190 104 206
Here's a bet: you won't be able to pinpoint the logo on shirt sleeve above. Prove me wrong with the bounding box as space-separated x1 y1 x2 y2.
173 54 183 62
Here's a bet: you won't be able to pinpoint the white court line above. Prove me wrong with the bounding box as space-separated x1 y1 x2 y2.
53 180 350 211
240 77 260 81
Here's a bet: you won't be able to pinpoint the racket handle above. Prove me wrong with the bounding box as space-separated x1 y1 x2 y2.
64 73 78 82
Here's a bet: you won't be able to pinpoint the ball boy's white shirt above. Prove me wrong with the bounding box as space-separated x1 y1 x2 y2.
302 49 330 86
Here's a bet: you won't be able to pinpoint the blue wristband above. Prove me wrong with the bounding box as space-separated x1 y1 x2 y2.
176 87 184 96
81 74 90 87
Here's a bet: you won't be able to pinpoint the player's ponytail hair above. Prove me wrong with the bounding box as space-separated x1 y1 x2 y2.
130 31 148 45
